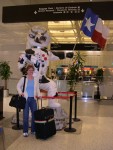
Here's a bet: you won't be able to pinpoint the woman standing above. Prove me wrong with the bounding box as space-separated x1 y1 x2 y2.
17 65 40 137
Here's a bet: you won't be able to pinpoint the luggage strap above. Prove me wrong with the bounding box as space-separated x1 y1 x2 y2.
34 118 54 124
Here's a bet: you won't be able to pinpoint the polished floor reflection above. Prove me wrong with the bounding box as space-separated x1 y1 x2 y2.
0 97 113 150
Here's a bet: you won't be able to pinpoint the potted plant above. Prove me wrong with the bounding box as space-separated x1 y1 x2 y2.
0 61 12 97
66 51 85 91
94 68 103 100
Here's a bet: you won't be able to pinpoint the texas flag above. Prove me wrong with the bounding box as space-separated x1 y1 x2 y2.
91 18 109 49
81 8 109 49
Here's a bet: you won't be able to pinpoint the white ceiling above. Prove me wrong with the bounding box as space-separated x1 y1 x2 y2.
0 0 113 50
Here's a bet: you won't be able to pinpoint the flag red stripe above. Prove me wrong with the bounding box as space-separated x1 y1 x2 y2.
91 30 106 48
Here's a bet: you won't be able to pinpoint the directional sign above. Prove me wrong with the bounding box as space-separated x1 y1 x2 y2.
2 1 113 23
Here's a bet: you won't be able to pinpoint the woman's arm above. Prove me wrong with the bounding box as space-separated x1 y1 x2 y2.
17 77 24 96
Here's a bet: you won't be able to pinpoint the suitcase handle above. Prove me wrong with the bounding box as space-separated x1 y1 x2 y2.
41 98 42 108
37 98 42 109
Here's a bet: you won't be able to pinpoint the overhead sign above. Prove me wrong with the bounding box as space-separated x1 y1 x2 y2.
2 1 113 23
51 43 101 51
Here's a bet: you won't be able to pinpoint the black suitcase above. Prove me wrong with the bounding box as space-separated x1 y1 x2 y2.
34 107 56 140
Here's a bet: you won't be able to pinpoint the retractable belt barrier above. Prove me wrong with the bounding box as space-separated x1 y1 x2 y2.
37 91 79 133
12 91 80 133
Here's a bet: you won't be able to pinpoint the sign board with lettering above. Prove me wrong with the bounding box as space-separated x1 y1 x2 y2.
51 44 101 51
2 1 113 23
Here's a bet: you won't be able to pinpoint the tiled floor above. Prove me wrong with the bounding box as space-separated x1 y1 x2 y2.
0 97 113 150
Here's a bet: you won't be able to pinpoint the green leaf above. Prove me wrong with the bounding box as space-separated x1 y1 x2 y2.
0 61 12 89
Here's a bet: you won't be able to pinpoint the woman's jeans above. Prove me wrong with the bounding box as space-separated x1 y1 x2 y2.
23 97 37 133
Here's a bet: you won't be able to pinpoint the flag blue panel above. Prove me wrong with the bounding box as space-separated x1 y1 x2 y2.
81 8 99 37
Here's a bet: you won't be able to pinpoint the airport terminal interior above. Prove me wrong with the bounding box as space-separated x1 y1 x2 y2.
0 0 113 150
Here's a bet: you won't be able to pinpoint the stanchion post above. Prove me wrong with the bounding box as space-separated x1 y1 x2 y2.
64 95 76 132
73 91 81 122
16 108 19 128
12 108 23 130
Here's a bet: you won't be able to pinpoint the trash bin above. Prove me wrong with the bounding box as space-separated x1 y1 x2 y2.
0 86 4 120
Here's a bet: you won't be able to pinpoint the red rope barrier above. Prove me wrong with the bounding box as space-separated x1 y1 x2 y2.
58 91 74 94
38 91 76 99
37 96 70 99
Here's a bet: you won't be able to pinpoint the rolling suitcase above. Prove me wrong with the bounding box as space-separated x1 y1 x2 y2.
34 99 56 140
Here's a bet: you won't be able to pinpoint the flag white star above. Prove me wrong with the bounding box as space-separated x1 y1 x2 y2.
85 17 95 32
